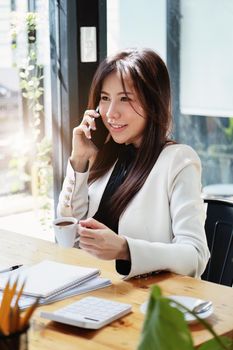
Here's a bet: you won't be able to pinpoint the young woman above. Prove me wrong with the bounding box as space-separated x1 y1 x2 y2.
57 48 210 279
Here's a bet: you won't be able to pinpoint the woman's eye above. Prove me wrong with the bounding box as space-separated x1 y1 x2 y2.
121 96 131 102
100 95 109 101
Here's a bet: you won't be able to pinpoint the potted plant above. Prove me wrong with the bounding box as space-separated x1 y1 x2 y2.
138 285 233 350
9 10 53 229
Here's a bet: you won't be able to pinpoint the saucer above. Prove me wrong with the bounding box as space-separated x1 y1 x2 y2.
140 295 214 324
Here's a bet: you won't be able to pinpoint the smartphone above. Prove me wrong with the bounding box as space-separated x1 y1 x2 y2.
91 108 108 149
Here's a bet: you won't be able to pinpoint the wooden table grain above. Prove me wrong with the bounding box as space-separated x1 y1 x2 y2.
0 229 232 349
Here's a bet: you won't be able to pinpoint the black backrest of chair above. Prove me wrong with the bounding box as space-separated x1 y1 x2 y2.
202 199 233 287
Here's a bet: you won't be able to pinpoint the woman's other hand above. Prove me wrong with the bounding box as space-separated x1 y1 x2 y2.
79 218 130 261
70 109 99 172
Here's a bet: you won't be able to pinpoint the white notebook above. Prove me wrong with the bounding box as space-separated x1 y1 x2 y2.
0 276 112 310
0 260 100 299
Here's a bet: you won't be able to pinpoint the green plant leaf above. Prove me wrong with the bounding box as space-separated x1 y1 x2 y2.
28 80 34 86
35 103 43 111
22 92 28 98
199 336 233 350
19 71 26 78
137 285 194 350
35 90 43 98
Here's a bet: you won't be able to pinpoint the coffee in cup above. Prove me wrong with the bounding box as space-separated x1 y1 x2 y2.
55 221 74 227
53 217 79 248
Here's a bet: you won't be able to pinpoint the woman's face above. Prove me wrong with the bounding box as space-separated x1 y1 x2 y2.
99 72 147 148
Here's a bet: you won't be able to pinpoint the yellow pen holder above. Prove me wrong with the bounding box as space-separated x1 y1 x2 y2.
0 326 29 350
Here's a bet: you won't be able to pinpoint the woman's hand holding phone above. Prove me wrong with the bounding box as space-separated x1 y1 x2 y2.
70 108 108 172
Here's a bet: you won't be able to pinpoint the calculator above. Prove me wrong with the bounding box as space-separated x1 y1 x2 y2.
40 296 132 329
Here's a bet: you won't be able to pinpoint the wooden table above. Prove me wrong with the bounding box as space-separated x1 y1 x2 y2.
0 229 233 349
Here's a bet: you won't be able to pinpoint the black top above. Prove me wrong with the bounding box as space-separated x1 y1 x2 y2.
93 144 137 275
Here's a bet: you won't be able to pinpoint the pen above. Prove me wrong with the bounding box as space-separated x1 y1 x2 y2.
0 265 23 273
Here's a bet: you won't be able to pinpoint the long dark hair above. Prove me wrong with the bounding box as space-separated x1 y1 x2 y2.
87 48 174 219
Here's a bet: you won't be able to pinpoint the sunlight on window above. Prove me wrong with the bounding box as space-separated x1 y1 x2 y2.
0 0 54 241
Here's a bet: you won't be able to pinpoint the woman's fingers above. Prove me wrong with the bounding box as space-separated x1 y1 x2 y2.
80 124 92 139
75 109 99 139
73 123 93 141
79 227 103 242
79 225 105 249
79 239 94 249
82 110 99 128
78 219 123 260
84 109 100 118
79 232 103 250
82 115 96 129
79 239 97 249
79 217 106 229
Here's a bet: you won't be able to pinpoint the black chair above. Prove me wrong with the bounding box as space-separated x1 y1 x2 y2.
201 199 233 287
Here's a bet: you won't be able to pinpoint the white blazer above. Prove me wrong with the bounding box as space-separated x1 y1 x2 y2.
58 144 210 279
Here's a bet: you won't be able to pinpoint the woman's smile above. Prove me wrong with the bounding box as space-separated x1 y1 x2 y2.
108 122 127 131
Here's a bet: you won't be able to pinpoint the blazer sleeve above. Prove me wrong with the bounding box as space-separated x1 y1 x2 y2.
121 147 210 280
57 160 90 220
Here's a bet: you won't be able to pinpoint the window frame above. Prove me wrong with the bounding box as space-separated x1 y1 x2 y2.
49 0 107 208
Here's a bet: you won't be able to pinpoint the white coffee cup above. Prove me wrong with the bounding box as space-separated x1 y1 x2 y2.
53 217 79 248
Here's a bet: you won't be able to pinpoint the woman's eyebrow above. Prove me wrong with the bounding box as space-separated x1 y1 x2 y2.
101 90 134 95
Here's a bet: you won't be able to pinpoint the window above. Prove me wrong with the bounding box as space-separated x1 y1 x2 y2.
168 0 233 186
0 0 53 240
